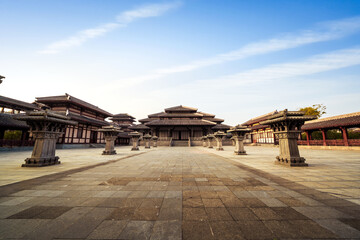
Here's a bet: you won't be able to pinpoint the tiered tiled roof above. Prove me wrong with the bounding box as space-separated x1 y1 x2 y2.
36 93 112 117
0 95 39 112
138 105 231 130
242 110 278 126
302 112 360 130
0 113 29 129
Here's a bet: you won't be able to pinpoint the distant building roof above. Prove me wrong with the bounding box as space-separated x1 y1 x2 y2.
66 112 109 127
0 113 29 129
36 93 112 117
0 95 39 111
111 113 135 119
165 105 198 113
146 119 216 126
129 124 150 130
242 110 278 126
302 112 360 130
212 123 231 130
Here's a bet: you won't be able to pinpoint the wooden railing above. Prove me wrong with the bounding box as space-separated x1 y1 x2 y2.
298 139 360 146
0 139 34 147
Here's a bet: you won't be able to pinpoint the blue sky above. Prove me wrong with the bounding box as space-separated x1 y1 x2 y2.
0 0 359 125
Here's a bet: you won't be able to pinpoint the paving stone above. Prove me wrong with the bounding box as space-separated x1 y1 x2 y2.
0 196 34 206
277 197 308 206
236 220 275 239
165 191 182 198
182 220 215 240
87 220 128 239
205 207 233 221
227 207 259 221
108 207 136 220
220 197 245 207
183 207 208 221
258 197 287 207
132 207 160 220
315 219 360 238
271 207 309 220
119 220 154 240
147 191 166 198
0 219 49 239
250 207 283 220
293 206 351 219
182 190 201 199
263 220 305 239
24 206 94 239
58 207 114 239
241 198 267 207
150 220 181 240
158 206 182 220
202 198 225 207
183 198 203 208
290 219 339 238
209 220 245 240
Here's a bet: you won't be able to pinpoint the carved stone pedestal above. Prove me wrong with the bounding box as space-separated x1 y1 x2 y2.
98 126 122 155
228 126 251 155
207 134 214 148
152 136 158 147
143 133 152 149
260 109 317 167
201 136 208 147
214 131 226 151
129 131 141 151
14 111 76 167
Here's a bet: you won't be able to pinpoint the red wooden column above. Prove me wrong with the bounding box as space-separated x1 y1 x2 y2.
305 131 310 146
340 127 349 146
321 129 327 146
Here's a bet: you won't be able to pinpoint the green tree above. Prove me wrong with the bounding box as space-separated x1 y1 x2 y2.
299 104 326 119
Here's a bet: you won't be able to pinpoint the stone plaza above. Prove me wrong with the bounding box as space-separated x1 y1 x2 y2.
0 145 359 239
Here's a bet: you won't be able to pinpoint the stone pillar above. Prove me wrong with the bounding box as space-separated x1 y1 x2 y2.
143 133 152 149
207 134 214 148
260 109 316 167
228 126 251 155
321 129 327 146
214 131 226 151
201 136 207 147
14 110 76 167
98 126 122 155
152 136 158 147
129 131 141 151
340 127 349 146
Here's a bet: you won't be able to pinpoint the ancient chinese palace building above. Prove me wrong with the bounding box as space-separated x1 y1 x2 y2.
109 113 136 145
133 105 231 146
35 94 112 145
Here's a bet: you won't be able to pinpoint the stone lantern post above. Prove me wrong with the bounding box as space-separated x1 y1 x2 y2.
98 126 122 155
207 134 214 148
129 131 141 151
143 133 152 149
260 109 317 166
214 131 226 151
14 110 76 167
201 136 208 147
228 126 251 155
152 136 158 147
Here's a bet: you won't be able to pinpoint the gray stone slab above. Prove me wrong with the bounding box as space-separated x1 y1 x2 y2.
293 206 352 219
150 220 181 240
58 207 115 239
87 220 128 239
315 219 360 238
119 220 154 240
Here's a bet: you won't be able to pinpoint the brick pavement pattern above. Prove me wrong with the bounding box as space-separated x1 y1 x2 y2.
0 147 359 239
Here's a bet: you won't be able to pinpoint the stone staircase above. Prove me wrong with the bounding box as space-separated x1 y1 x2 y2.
172 140 189 147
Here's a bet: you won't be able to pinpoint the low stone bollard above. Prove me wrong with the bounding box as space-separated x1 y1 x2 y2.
207 134 214 148
129 131 141 151
214 131 226 151
98 126 122 155
228 126 251 155
152 136 158 147
14 110 77 167
143 133 152 149
201 136 208 147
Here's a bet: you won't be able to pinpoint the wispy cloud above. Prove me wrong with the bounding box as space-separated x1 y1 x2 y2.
195 47 360 87
121 16 360 85
39 1 182 54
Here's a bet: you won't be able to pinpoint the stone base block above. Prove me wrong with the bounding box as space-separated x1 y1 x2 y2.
102 150 117 155
131 147 139 151
216 147 224 151
234 151 247 155
22 156 60 167
275 156 308 167
145 146 151 149
208 146 213 149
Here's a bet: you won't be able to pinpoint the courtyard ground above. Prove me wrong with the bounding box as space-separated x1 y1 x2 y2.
0 146 359 239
